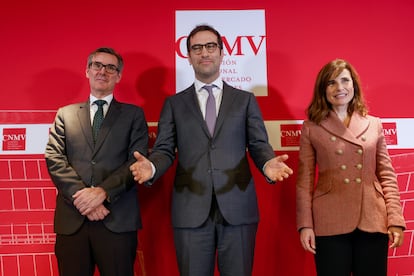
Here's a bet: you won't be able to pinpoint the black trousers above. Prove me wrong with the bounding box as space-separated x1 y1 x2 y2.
55 220 137 276
315 228 389 276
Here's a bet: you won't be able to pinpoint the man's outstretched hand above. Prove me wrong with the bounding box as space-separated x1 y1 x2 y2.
264 154 293 182
130 151 153 184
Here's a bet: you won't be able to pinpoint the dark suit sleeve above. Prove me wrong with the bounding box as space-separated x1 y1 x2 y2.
245 93 275 173
148 97 177 181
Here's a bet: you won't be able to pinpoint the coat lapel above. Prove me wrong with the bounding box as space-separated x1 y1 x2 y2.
348 112 370 139
320 111 370 145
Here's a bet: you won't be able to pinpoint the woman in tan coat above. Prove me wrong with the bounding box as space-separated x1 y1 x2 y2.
296 59 406 276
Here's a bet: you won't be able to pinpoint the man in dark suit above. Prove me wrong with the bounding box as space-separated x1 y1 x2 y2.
130 25 293 276
45 47 148 276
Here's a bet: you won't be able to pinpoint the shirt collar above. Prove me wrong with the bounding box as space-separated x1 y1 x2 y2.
90 94 113 106
194 78 223 93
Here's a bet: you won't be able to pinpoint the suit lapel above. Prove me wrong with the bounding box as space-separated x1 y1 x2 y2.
182 83 238 138
182 85 212 137
188 86 204 120
93 99 121 151
78 101 95 149
78 99 122 153
214 82 236 137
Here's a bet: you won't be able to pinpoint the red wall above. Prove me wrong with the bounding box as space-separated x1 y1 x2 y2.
1 0 413 275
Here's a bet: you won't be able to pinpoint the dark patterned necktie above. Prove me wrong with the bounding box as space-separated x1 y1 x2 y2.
92 100 106 143
203 85 216 136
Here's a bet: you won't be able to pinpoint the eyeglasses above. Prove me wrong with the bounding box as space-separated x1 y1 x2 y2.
190 42 219 54
89 61 119 74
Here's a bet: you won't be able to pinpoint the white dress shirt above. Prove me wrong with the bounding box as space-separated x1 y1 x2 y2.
89 94 113 125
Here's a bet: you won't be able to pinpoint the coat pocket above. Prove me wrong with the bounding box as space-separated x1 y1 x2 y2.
313 180 333 199
373 180 385 198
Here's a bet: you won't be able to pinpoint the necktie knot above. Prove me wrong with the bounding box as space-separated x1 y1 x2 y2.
94 99 106 107
203 85 214 95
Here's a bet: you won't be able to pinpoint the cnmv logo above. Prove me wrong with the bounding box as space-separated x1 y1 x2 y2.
175 35 266 58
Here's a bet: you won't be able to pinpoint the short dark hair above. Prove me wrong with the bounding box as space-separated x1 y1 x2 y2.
87 47 124 72
186 25 223 53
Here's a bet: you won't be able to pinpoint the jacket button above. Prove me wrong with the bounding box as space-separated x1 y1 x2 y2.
340 165 347 170
355 178 362 183
357 149 363 155
361 136 367 141
336 149 344 155
356 163 363 169
330 136 337 141
344 178 350 184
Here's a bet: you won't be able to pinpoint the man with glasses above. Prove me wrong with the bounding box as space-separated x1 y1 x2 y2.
130 25 293 275
45 47 148 276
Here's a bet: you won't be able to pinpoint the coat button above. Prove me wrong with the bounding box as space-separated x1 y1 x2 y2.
344 178 350 184
341 165 347 170
357 149 363 155
361 136 367 141
330 136 337 142
355 178 362 183
336 149 344 155
356 163 363 169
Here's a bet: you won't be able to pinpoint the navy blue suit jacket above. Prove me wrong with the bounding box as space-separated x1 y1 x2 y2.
149 82 275 228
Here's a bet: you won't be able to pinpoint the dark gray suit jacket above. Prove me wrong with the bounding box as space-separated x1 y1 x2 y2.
45 99 148 235
149 82 275 228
